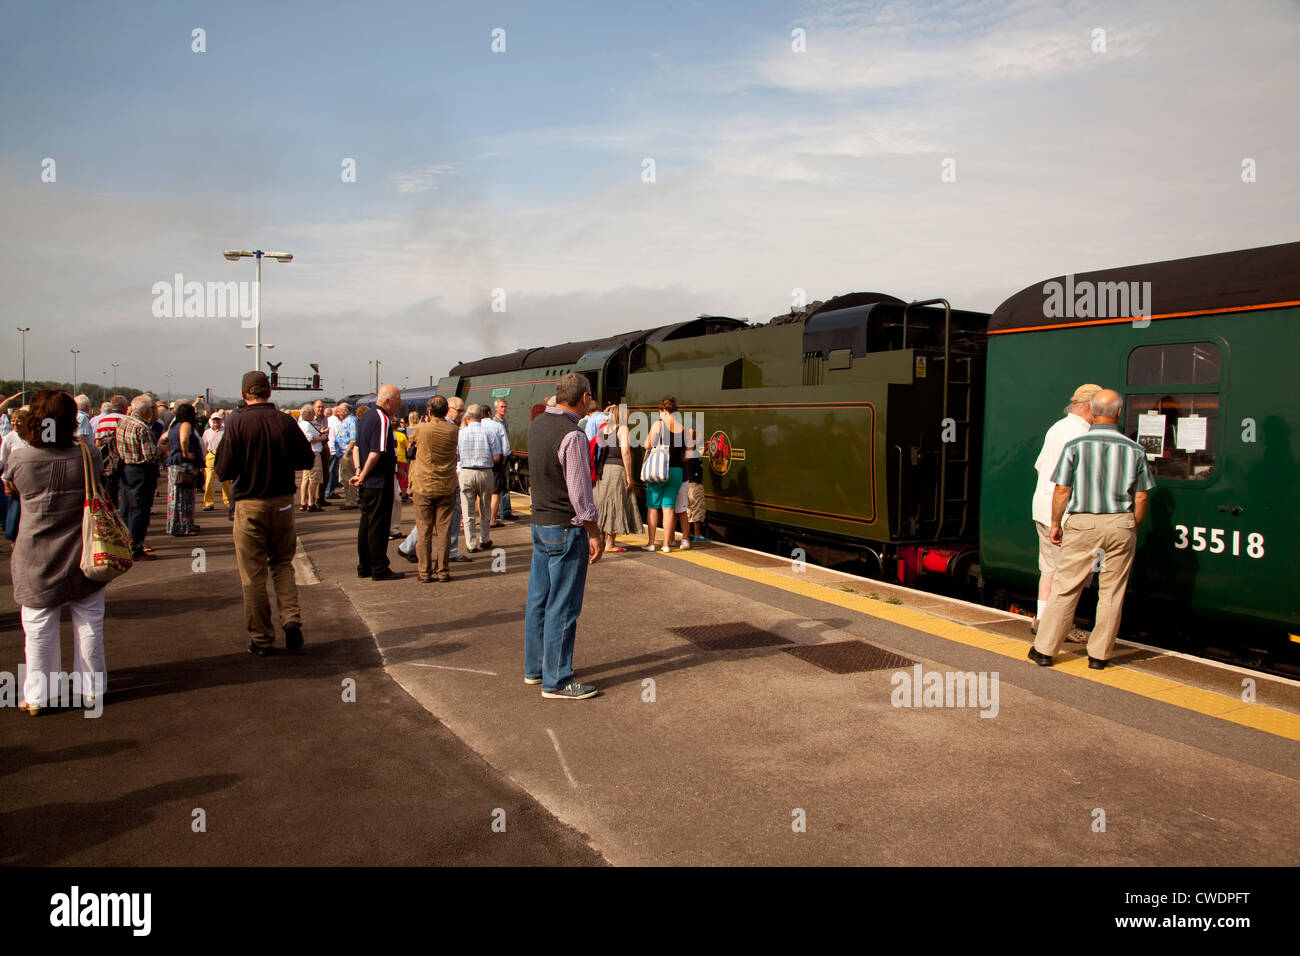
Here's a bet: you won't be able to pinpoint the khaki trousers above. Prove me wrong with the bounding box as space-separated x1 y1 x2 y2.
1034 512 1137 662
413 491 456 580
459 468 494 551
204 451 231 508
339 451 359 506
232 494 301 645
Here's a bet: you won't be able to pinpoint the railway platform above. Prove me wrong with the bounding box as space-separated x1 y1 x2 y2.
3 492 1297 868
296 494 1299 866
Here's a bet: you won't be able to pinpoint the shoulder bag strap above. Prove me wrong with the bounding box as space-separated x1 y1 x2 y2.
80 440 97 504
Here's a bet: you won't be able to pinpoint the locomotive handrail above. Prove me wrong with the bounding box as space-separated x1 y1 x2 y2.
904 297 952 540
893 444 905 537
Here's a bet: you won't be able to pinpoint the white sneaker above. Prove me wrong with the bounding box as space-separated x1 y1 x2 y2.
679 539 691 550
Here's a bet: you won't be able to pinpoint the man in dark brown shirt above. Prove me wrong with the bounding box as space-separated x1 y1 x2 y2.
405 395 460 582
215 371 315 656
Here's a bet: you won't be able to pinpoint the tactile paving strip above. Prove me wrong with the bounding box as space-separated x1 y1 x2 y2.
670 622 794 650
782 640 916 674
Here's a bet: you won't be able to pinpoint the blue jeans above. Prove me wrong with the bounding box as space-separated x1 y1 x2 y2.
400 493 462 559
324 454 341 497
4 492 18 542
524 524 589 691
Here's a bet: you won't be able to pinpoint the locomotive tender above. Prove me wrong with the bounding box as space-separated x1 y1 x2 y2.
358 241 1299 664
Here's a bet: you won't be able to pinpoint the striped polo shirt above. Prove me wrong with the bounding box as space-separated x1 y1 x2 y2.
1050 424 1156 515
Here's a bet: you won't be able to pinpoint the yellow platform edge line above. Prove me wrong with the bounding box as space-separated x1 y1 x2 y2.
668 549 1300 743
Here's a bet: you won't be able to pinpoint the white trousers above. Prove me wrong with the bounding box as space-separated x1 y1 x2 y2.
22 589 107 707
389 490 404 537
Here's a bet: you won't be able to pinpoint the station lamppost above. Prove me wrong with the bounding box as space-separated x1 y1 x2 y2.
166 372 174 403
112 363 119 391
223 249 293 374
70 349 80 395
16 327 30 403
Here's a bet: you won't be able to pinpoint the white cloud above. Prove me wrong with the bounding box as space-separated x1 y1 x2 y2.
3 0 1298 399
388 163 460 194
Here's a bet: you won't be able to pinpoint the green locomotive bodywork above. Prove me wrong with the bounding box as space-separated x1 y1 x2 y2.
622 307 987 551
979 243 1300 637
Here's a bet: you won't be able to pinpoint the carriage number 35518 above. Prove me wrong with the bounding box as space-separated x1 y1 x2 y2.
1174 526 1264 558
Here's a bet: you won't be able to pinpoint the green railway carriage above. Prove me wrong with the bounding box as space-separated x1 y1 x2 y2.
979 242 1300 643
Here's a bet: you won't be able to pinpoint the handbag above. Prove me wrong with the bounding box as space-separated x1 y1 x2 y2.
80 441 134 582
640 424 670 484
175 461 201 488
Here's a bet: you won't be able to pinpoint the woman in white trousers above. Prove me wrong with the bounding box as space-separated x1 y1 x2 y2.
2 390 109 714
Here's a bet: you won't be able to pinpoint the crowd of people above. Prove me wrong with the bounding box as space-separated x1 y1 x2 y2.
0 368 1158 713
0 372 716 711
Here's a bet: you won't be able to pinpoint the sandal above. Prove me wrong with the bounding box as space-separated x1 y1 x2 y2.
609 546 627 553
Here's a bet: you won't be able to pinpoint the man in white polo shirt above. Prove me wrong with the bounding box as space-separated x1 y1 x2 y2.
298 404 325 512
1030 383 1099 634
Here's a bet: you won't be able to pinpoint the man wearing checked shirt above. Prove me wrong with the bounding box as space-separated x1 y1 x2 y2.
1029 389 1155 670
456 404 501 553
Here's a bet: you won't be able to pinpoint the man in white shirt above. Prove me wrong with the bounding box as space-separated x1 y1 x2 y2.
298 405 325 512
202 411 232 511
1030 383 1099 633
324 405 343 499
73 395 94 442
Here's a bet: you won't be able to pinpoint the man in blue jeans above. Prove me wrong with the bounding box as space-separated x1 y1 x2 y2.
524 372 604 699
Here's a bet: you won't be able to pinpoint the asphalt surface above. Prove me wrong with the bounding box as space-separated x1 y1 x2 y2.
6 490 1297 868
298 495 1300 866
0 499 605 866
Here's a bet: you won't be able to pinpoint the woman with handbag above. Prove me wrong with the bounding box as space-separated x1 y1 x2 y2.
642 396 686 553
2 391 111 714
593 405 639 553
165 402 203 536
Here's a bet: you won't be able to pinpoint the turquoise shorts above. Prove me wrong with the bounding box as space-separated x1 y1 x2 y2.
645 467 684 511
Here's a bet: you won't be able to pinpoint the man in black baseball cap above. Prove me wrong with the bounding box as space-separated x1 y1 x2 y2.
216 371 315 656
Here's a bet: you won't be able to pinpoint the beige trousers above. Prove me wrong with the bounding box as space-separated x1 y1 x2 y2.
232 494 301 644
1034 512 1137 662
459 468 494 551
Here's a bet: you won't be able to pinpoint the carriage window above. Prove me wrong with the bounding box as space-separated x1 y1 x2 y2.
1127 342 1220 386
1123 393 1218 481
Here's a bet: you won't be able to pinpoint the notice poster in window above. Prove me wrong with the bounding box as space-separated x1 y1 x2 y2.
1137 412 1165 458
1177 414 1207 452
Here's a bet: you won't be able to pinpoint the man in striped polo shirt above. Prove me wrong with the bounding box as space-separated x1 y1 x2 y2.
1029 389 1155 670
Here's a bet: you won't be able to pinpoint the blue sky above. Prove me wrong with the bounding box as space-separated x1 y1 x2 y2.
2 0 1297 398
